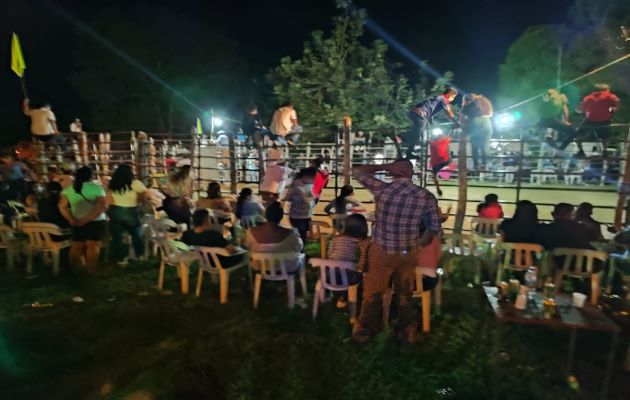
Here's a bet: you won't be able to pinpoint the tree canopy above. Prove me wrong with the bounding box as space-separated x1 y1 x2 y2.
268 14 416 140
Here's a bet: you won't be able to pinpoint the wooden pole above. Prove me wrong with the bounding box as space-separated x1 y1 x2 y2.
454 130 468 233
343 115 352 186
614 127 630 230
229 132 237 194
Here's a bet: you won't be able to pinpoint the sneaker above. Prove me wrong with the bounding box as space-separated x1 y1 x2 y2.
437 188 443 197
117 259 129 267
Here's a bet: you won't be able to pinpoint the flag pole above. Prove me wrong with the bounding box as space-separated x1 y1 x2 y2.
20 77 28 99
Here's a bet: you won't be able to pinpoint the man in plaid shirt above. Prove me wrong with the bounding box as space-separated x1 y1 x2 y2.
352 160 441 343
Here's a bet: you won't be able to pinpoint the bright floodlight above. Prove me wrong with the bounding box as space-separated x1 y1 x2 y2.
212 117 224 127
432 127 444 136
495 113 515 130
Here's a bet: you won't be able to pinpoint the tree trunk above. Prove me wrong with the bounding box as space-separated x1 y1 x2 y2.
454 132 468 233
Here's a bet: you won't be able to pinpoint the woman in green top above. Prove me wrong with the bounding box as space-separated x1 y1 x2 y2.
58 166 108 272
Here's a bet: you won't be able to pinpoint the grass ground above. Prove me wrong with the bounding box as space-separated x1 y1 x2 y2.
1 247 628 400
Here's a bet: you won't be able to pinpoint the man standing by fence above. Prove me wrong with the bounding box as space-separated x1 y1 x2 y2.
352 160 441 343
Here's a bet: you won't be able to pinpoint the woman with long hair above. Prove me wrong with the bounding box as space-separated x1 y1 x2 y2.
324 185 362 230
499 200 540 243
162 163 194 225
58 166 108 271
107 164 147 264
196 181 231 214
235 187 264 225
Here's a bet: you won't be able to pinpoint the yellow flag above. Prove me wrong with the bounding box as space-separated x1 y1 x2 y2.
196 118 203 135
11 33 26 78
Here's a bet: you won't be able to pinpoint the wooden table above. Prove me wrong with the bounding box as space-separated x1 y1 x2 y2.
483 286 620 400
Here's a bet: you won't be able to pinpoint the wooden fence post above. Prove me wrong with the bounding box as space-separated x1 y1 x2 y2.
343 115 352 186
614 127 630 230
454 131 468 233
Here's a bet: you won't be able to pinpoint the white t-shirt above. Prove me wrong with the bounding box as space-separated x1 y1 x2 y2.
70 122 82 133
110 179 147 207
269 107 297 136
26 108 56 136
62 182 107 221
260 164 292 194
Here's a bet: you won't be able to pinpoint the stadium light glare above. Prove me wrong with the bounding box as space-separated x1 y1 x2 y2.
495 113 515 130
212 117 224 127
431 128 444 136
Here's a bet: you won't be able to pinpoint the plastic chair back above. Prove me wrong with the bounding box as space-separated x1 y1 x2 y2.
0 224 16 248
309 258 356 291
471 217 501 238
552 247 607 277
195 246 233 272
500 242 544 270
21 222 65 250
250 252 302 281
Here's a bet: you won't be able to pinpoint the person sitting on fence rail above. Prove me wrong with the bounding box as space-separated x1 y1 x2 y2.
269 101 300 146
558 84 620 158
499 200 540 243
181 209 245 268
400 86 459 159
539 89 575 149
106 164 147 265
244 202 303 270
58 166 107 272
22 98 59 143
284 167 317 245
324 184 362 230
477 193 504 219
351 160 441 343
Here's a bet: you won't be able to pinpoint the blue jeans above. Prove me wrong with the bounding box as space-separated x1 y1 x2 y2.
107 205 144 261
405 111 428 157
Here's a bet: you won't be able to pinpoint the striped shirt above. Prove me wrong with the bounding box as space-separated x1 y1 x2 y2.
284 180 314 219
356 172 440 254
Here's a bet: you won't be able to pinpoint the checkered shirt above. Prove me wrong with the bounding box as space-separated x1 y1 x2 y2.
356 172 440 254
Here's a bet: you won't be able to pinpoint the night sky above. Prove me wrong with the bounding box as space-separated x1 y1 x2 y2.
0 0 574 136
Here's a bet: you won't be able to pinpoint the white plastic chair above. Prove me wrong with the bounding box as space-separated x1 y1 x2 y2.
250 252 307 309
195 246 249 303
0 224 19 270
309 258 359 322
156 239 199 294
310 220 332 240
470 217 502 266
495 242 544 285
144 218 186 259
21 222 71 275
7 200 31 230
441 233 485 284
552 247 607 305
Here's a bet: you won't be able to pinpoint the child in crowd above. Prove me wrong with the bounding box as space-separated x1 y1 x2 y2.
328 213 370 308
324 185 362 230
477 193 504 219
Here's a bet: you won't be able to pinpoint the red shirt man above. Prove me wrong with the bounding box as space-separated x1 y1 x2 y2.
429 135 451 173
579 86 620 122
